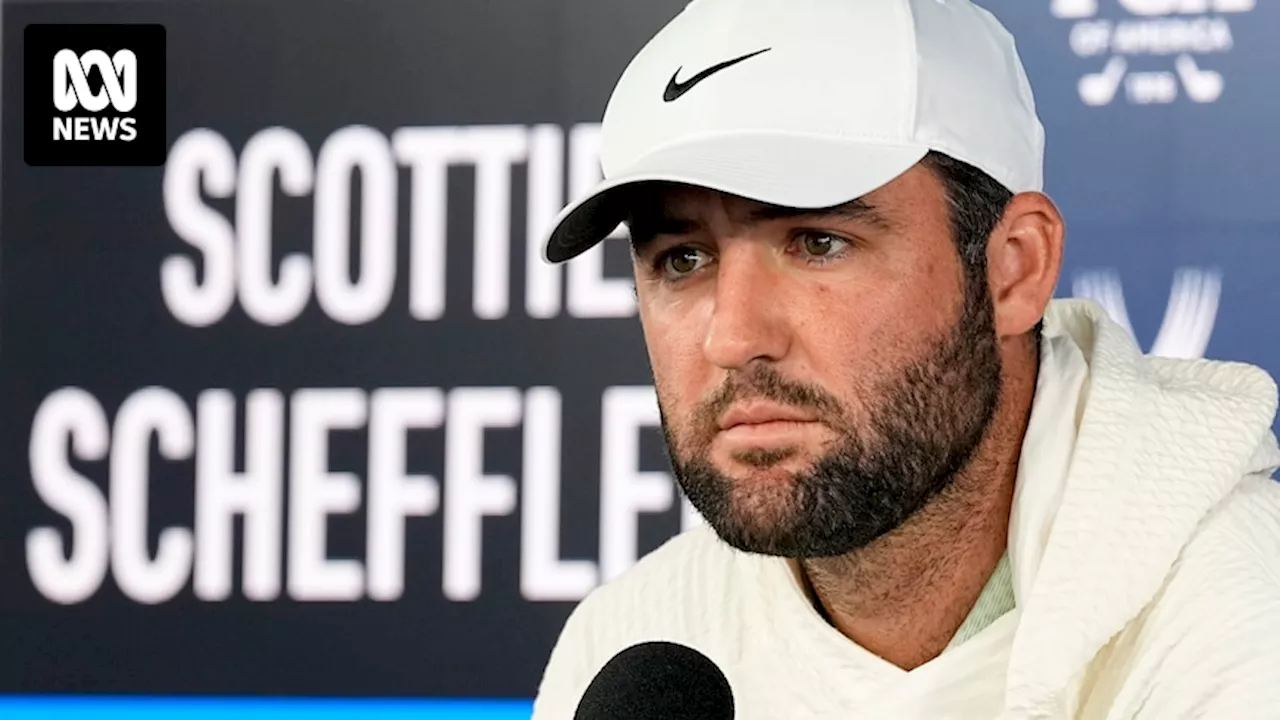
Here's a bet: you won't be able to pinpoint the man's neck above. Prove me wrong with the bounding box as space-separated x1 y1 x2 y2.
798 367 1035 671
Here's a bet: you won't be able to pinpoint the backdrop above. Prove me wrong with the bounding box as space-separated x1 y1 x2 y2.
2 0 1277 718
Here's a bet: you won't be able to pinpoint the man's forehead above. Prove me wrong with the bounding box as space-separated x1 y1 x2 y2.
628 183 799 218
623 181 896 231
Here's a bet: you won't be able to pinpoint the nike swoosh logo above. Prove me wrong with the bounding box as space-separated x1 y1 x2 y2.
663 48 772 103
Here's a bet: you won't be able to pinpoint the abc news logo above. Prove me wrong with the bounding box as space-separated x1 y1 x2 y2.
25 24 166 166
53 48 139 142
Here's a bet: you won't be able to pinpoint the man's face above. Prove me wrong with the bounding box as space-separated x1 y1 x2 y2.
628 164 1004 558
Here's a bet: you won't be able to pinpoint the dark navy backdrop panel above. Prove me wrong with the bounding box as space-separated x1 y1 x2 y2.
0 1 1275 715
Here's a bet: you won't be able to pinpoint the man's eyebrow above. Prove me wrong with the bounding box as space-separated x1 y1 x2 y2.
626 197 892 255
746 197 894 230
626 215 697 256
632 216 700 236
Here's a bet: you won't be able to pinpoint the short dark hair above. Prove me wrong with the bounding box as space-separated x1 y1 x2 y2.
920 150 1044 344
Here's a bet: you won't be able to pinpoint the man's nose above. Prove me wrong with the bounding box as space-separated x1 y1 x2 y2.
702 246 792 370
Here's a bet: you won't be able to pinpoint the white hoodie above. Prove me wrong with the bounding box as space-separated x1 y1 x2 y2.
531 299 1280 719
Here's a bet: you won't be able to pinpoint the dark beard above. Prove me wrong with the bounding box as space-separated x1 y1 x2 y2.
660 279 1003 558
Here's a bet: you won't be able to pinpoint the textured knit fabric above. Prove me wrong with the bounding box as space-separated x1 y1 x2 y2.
946 552 1015 650
531 299 1280 720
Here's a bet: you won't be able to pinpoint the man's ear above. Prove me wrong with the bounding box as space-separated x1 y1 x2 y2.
986 192 1065 339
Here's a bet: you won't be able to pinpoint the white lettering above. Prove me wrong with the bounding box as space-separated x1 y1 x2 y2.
366 389 443 601
157 122 665 327
1112 18 1232 56
24 383 702 605
238 127 314 326
600 386 672 582
466 126 529 320
27 389 111 604
161 129 238 327
1070 20 1113 57
314 126 399 325
90 117 118 141
193 389 285 601
1126 70 1179 104
392 127 457 321
520 387 598 601
1119 0 1180 16
111 388 195 604
1053 0 1097 19
288 389 365 600
525 124 566 319
442 388 521 601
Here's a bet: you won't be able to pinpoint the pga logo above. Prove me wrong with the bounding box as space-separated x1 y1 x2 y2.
1052 0 1254 17
1052 0 1254 107
1074 55 1223 107
52 48 139 141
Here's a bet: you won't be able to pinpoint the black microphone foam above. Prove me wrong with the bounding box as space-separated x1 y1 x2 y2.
572 640 735 720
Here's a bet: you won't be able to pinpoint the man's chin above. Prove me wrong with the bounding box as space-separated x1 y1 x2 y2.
676 461 894 558
727 446 799 469
712 443 828 474
702 501 883 559
698 474 808 539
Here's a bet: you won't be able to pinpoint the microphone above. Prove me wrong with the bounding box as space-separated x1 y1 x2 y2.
572 640 735 720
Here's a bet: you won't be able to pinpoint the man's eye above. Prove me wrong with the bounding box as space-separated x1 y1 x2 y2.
660 247 705 277
797 232 848 258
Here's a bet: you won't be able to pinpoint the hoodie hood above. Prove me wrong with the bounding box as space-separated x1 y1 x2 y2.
1004 299 1279 718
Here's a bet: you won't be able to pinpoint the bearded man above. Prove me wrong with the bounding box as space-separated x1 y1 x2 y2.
531 1 1280 717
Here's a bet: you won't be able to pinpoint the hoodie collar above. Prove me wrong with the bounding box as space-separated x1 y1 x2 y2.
1004 299 1280 718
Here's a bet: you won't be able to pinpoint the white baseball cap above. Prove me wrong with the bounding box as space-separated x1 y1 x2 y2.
543 0 1044 264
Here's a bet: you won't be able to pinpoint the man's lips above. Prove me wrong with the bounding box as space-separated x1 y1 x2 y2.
717 402 818 431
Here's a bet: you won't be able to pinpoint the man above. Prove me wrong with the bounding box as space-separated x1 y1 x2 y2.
532 0 1280 718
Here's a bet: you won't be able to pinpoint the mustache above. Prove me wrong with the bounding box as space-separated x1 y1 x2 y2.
690 363 846 434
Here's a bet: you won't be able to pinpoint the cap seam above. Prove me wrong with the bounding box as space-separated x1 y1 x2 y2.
918 134 1025 194
631 128 926 165
902 0 922 142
